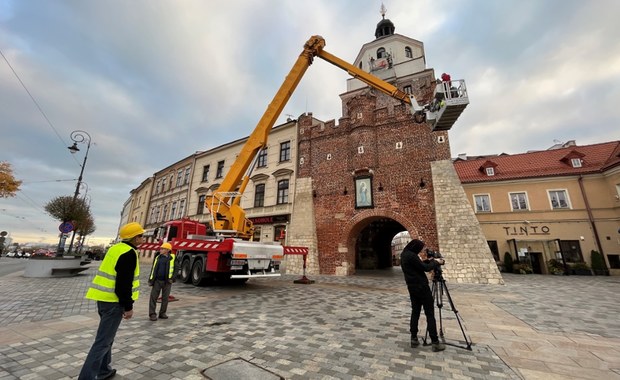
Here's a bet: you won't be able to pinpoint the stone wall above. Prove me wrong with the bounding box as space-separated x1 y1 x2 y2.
432 160 504 284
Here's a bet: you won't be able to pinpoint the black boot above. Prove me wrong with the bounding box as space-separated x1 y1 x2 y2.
410 336 420 348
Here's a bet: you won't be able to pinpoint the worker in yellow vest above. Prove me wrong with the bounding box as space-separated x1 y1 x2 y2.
148 242 176 321
78 222 145 380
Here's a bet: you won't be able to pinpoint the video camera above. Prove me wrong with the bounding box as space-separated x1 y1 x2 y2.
425 248 443 260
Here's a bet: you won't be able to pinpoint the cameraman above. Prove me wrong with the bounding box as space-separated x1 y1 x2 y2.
400 239 445 352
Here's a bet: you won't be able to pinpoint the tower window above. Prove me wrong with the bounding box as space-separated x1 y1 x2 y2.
405 47 412 58
377 47 386 58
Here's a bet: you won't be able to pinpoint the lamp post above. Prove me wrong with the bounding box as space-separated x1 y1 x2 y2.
65 130 92 256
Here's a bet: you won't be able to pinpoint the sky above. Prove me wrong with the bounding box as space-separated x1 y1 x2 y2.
1 0 620 247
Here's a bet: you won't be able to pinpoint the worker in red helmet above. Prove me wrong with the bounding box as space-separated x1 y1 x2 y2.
441 73 451 82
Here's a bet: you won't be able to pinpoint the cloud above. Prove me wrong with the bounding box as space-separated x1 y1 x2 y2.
2 0 620 246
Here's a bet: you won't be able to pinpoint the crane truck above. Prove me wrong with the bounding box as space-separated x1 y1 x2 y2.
139 35 469 286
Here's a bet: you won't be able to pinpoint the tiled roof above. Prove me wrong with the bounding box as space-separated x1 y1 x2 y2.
454 141 620 183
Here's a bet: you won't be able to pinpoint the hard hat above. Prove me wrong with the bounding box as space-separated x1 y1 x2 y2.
119 222 145 240
160 242 172 250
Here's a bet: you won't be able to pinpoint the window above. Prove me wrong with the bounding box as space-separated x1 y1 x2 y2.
608 255 620 269
178 199 185 218
169 174 174 190
279 141 291 162
254 184 265 207
405 46 412 58
510 192 528 211
404 85 412 94
549 190 569 209
487 240 500 262
485 167 495 176
277 179 289 204
162 205 168 221
274 224 286 243
176 169 183 187
377 47 386 58
257 148 268 168
170 201 177 220
216 160 225 178
571 158 582 168
155 180 161 194
559 240 583 262
184 167 191 185
474 194 491 212
202 165 210 182
197 195 206 214
252 226 261 242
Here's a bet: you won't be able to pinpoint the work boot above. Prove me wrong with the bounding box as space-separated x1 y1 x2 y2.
149 314 157 321
432 341 446 352
410 337 420 348
158 313 168 319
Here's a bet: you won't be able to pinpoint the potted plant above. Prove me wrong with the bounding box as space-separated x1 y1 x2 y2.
590 250 609 276
547 259 565 275
570 262 592 276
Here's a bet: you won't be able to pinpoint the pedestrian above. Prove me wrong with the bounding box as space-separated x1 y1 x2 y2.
78 222 145 380
400 239 446 352
148 242 176 321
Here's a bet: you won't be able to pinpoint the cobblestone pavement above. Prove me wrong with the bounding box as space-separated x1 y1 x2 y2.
0 261 619 379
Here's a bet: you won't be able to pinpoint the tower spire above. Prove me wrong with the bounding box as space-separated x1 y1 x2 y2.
380 3 387 20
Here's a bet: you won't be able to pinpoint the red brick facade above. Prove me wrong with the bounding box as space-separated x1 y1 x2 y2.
297 80 452 274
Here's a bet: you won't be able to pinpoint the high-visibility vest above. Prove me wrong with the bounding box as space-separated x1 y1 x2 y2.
85 242 140 302
149 253 176 281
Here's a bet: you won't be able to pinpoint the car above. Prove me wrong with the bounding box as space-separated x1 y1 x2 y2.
32 249 55 258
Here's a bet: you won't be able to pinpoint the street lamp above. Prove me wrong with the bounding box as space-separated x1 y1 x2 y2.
65 130 92 256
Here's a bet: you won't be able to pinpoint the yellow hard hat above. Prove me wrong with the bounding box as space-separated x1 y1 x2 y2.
160 242 172 250
119 222 145 240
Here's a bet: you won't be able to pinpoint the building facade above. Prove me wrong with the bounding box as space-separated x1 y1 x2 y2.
454 140 620 275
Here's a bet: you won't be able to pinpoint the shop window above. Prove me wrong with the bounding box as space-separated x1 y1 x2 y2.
608 255 620 269
559 240 583 262
274 225 286 244
252 226 261 242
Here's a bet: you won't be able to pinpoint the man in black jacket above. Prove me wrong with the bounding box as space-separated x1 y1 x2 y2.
401 239 445 352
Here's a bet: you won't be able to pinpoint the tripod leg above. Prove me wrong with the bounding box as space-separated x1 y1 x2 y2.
440 280 472 350
437 281 445 340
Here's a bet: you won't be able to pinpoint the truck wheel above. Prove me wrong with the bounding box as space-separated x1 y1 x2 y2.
191 260 205 286
180 259 191 283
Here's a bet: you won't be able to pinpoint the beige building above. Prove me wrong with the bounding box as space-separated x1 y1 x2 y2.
454 140 620 275
125 120 299 262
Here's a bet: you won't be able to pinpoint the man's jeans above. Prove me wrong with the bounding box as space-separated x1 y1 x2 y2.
78 301 123 379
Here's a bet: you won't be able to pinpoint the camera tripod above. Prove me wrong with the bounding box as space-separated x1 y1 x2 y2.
423 269 473 350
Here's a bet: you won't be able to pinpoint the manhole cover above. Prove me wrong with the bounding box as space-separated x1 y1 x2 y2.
202 357 284 380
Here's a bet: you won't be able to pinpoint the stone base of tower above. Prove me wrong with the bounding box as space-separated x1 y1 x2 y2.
432 160 504 285
284 177 320 276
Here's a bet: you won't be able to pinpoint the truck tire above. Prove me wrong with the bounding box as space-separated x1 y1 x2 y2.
180 259 191 283
191 260 205 286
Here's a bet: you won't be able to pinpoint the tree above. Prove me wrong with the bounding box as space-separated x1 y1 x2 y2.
0 161 22 198
44 196 91 227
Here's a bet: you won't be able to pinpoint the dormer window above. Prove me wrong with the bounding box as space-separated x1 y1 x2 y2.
377 47 387 58
479 160 498 177
571 158 582 168
405 46 412 58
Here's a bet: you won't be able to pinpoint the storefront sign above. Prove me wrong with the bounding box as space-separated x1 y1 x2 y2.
249 214 289 225
503 225 550 236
